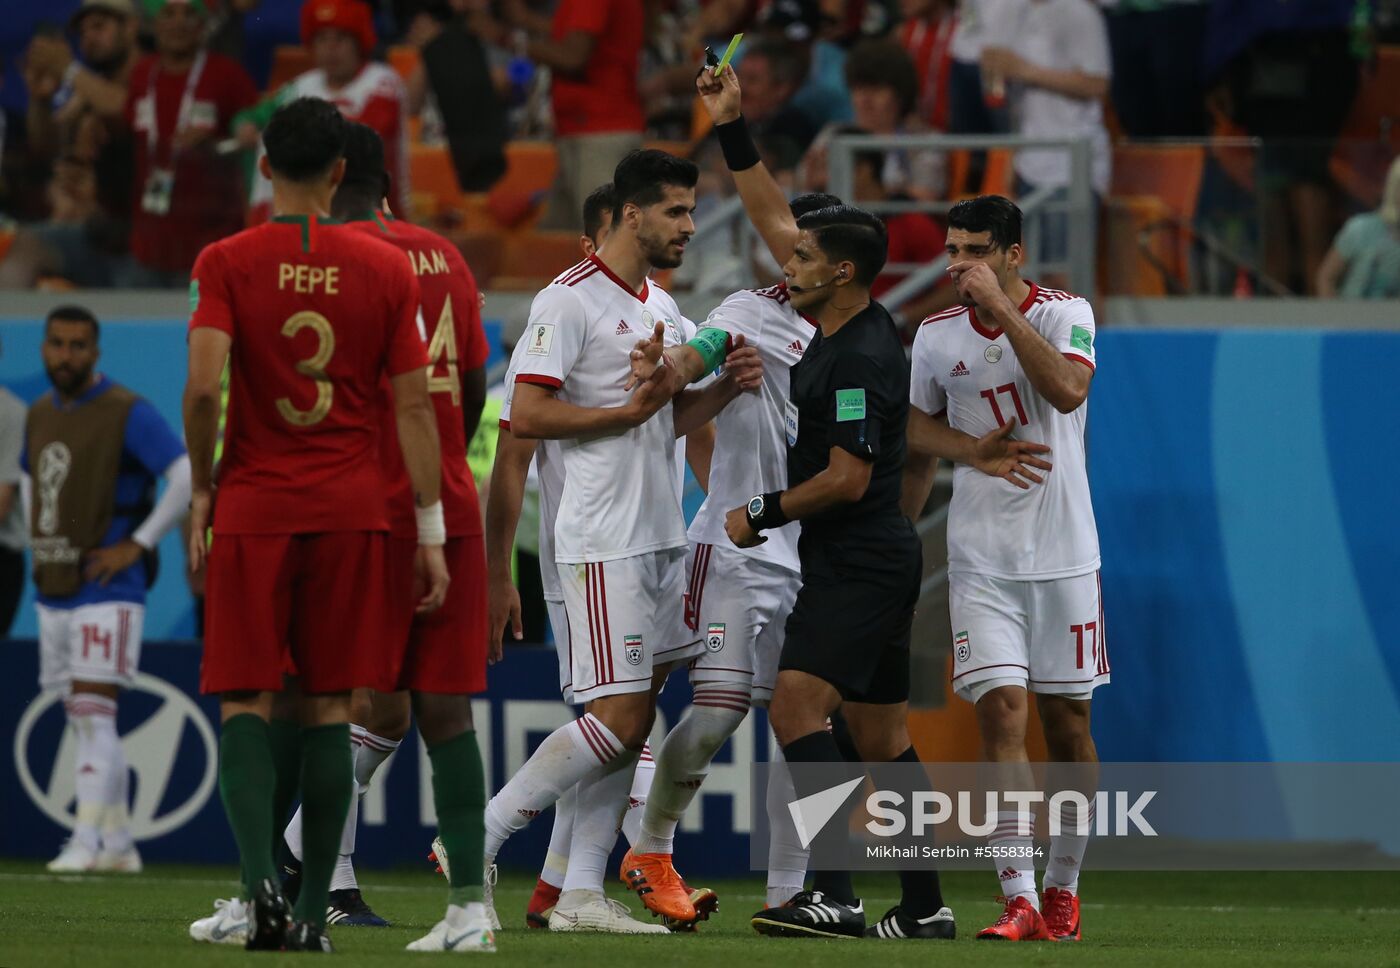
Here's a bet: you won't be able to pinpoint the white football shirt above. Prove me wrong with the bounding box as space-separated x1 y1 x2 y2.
911 282 1100 580
513 255 689 563
501 341 566 600
687 284 812 574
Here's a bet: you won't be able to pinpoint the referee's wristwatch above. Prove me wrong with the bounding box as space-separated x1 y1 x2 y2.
746 491 789 532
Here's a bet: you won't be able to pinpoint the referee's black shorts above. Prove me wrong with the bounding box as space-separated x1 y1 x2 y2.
779 516 921 705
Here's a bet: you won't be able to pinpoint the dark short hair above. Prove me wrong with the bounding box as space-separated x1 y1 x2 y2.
45 305 100 341
745 36 807 88
263 97 349 183
789 191 842 219
611 149 699 221
947 194 1023 251
582 183 616 243
337 121 389 206
844 39 919 120
796 205 889 287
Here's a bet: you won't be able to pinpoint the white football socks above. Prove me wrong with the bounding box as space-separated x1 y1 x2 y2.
539 784 577 890
989 810 1038 904
285 722 399 892
1044 799 1094 895
561 748 640 894
634 686 749 855
66 693 123 853
484 713 627 863
765 745 807 907
619 743 654 848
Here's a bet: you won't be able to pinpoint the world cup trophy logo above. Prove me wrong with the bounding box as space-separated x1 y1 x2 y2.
36 442 72 536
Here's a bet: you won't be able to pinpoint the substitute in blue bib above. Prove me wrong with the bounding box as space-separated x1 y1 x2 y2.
21 305 191 876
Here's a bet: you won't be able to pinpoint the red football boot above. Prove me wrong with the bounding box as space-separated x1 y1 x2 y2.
1041 887 1081 941
976 896 1051 941
526 878 561 930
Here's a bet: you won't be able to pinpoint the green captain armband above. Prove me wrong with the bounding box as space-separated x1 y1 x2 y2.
685 327 732 375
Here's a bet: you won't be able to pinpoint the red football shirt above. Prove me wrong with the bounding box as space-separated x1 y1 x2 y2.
125 51 257 273
189 215 428 534
550 0 644 137
873 210 948 300
345 214 489 538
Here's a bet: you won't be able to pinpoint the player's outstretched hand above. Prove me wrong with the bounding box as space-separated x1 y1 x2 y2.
723 334 763 390
724 504 767 547
971 420 1052 489
187 487 214 573
696 63 741 125
415 544 451 613
488 574 522 664
625 321 667 390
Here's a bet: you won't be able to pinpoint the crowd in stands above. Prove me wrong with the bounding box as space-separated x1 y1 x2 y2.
0 0 1397 300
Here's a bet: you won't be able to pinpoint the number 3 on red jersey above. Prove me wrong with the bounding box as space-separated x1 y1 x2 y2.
277 311 335 427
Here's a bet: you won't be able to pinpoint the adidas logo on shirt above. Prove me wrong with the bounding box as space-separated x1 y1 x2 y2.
616 320 633 335
950 360 971 377
786 339 804 356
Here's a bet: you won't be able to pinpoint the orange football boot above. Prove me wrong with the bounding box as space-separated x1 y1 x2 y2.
619 848 696 921
976 896 1051 941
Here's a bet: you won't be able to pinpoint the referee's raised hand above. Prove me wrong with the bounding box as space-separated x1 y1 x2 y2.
971 419 1053 489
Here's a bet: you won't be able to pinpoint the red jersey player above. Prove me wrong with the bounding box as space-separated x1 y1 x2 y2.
183 97 448 954
274 122 496 951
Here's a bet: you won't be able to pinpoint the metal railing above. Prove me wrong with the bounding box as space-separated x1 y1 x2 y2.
686 133 1098 309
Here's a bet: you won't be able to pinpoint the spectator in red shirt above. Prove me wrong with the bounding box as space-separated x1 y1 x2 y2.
477 0 645 229
851 140 958 332
897 0 957 132
122 0 256 287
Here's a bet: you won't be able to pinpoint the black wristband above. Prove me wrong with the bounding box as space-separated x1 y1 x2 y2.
715 116 761 172
747 490 790 532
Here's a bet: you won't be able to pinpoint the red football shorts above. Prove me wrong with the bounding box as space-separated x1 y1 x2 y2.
385 534 488 694
201 531 394 695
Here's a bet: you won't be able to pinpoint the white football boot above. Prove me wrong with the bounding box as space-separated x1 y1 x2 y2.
94 846 142 873
47 839 100 873
406 904 497 953
189 898 250 945
431 835 500 931
547 890 669 934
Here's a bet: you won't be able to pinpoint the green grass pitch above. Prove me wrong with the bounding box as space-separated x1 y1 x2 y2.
1 861 1397 966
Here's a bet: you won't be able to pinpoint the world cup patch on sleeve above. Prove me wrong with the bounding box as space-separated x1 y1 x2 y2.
835 388 867 422
527 323 555 356
1070 325 1094 356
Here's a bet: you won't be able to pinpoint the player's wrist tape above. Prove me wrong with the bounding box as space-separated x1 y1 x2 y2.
715 116 761 172
416 501 446 546
686 326 732 374
748 491 789 531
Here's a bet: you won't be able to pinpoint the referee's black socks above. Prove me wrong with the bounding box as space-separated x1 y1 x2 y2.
782 730 860 907
879 746 946 919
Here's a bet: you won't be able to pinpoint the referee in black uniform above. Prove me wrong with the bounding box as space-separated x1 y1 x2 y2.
723 205 952 941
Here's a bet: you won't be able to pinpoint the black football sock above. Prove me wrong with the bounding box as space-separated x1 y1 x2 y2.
782 729 860 907
884 745 945 918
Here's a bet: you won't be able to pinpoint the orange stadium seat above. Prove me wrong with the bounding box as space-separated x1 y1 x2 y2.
1330 45 1400 207
387 45 421 82
266 45 312 91
1107 144 1205 294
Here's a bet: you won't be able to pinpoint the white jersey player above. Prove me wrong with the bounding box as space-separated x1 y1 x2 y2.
481 150 756 934
903 194 1103 944
621 183 851 920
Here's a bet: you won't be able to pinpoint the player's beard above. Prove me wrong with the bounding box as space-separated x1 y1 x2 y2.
638 224 689 270
45 360 93 396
